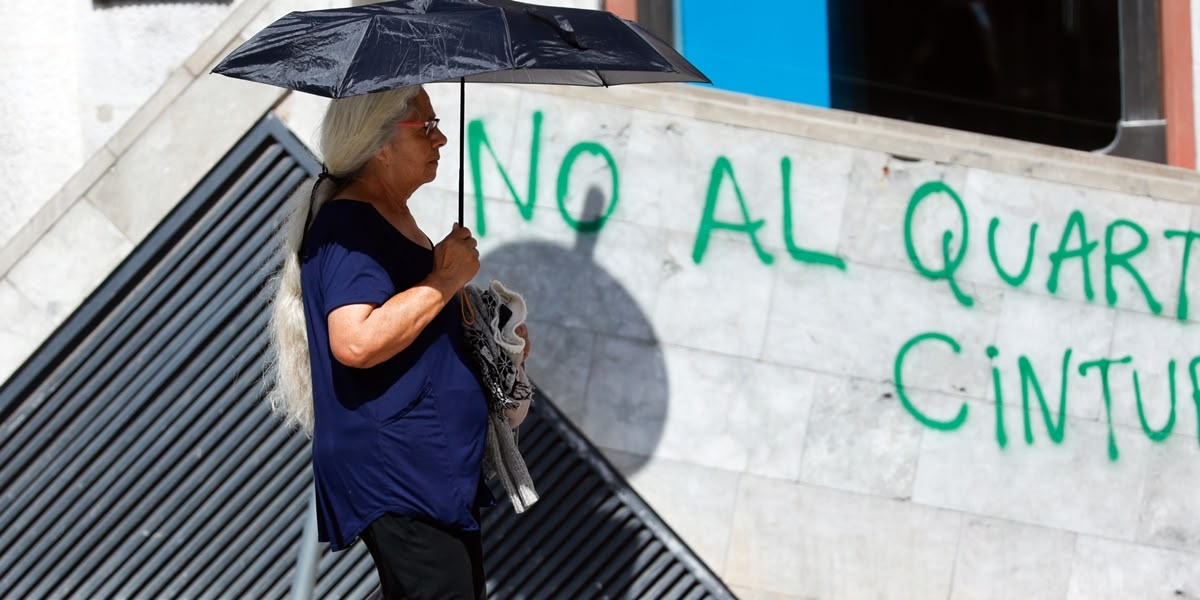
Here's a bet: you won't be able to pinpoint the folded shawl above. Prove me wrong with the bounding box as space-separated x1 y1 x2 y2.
461 281 538 512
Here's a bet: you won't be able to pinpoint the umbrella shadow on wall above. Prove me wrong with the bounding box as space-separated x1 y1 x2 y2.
477 186 668 477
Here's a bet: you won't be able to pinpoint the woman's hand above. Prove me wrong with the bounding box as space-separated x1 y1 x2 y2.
430 224 479 290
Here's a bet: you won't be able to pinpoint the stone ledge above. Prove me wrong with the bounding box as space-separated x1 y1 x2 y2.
90 73 285 244
106 67 195 158
0 0 292 280
535 83 1200 204
0 146 116 276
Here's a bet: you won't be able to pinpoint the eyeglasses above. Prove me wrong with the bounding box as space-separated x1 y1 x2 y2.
396 118 440 137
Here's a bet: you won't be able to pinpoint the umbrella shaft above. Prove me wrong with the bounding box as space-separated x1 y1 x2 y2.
459 78 466 227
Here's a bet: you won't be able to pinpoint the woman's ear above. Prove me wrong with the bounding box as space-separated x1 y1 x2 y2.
370 143 395 172
373 144 390 164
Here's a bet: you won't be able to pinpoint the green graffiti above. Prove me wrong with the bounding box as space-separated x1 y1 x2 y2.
1134 362 1176 442
987 345 1007 448
987 217 1037 287
1165 229 1200 321
556 142 619 233
893 332 969 430
1018 350 1071 445
1188 357 1200 447
899 180 1200 459
468 112 543 236
904 182 974 307
692 156 775 265
1046 210 1097 300
1105 220 1162 314
908 340 1200 459
1078 356 1131 461
781 157 846 270
907 180 1200 317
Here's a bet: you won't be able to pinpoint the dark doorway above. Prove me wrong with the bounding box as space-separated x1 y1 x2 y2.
829 0 1122 151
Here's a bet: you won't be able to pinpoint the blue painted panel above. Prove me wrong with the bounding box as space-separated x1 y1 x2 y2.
678 0 830 107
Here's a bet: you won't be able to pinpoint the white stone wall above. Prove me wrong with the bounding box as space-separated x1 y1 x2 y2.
0 1 240 251
369 82 1196 599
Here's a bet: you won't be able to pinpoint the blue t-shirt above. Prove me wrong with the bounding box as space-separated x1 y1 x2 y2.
300 199 489 552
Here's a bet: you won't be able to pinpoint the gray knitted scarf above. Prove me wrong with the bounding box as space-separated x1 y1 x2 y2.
461 281 538 513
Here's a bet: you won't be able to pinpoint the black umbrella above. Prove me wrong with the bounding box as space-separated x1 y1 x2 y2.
212 0 710 223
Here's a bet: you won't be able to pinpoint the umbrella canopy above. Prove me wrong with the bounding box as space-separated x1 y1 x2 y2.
212 0 709 98
212 0 709 225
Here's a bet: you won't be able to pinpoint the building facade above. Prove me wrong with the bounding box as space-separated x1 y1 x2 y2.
3 1 1200 598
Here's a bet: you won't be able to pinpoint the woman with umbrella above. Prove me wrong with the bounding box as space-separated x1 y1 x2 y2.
267 85 522 599
217 3 708 597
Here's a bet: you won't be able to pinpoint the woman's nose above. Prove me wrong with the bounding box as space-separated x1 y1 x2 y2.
431 126 448 148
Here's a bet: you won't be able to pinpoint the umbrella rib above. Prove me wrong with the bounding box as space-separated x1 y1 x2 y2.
495 5 517 70
336 16 379 98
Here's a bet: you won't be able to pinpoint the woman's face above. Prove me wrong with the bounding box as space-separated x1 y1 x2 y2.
377 89 447 190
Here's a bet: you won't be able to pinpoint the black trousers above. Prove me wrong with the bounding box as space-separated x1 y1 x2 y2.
360 513 485 600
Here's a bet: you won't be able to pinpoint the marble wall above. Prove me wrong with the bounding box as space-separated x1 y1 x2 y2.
321 82 1200 599
0 1 243 252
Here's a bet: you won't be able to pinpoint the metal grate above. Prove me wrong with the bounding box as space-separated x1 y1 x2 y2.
0 114 734 600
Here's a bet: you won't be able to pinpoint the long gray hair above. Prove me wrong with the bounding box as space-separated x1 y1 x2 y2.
266 85 423 436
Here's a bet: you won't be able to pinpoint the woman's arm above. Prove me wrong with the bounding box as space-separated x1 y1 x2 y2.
328 224 478 369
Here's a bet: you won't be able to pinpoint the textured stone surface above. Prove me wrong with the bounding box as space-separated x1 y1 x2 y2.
988 289 1117 421
587 219 669 341
0 278 55 382
521 319 594 426
957 169 1192 317
1107 308 1200 438
949 517 1076 600
622 110 738 234
763 261 1002 397
89 75 284 243
653 349 815 475
83 3 241 153
727 586 802 600
839 152 971 273
1067 536 1200 599
105 67 194 158
0 146 116 276
582 334 669 458
798 375 927 498
725 475 961 598
6 199 132 323
654 231 774 357
0 3 86 253
913 405 1151 539
739 361 818 481
1137 435 1200 553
